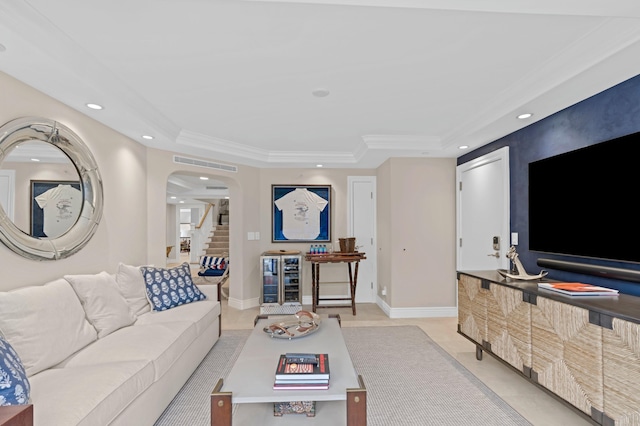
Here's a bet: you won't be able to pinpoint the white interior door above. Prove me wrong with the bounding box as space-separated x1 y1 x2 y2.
457 147 510 271
348 176 376 303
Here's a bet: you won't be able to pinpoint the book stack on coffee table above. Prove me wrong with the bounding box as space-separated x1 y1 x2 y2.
273 353 330 390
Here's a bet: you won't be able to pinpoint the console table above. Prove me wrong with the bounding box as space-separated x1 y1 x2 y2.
305 253 366 315
457 270 640 426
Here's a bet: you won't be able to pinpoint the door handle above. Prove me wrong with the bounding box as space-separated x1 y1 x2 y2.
487 252 500 258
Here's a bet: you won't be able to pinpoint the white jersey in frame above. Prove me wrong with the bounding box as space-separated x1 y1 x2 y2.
275 188 328 240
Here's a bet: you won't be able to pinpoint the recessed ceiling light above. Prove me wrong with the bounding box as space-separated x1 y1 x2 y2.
316 164 323 168
86 103 103 110
312 88 330 98
170 196 176 199
31 158 40 162
179 200 185 204
517 113 533 120
458 145 469 150
200 176 209 180
224 196 230 199
142 135 154 140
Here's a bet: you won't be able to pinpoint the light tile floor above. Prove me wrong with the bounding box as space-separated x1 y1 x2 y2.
221 301 594 426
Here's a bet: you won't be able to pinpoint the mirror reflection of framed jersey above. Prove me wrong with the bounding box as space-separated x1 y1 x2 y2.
272 185 331 242
30 180 82 238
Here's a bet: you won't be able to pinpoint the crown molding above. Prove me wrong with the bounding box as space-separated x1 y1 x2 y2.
243 0 640 18
177 130 446 167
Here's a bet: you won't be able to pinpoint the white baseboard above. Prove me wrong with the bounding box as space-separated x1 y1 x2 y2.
227 296 260 310
377 296 457 318
229 294 457 319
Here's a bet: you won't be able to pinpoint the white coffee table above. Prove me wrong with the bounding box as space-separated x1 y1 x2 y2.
211 314 366 425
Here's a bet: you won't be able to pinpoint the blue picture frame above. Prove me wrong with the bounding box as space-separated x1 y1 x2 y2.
272 185 331 242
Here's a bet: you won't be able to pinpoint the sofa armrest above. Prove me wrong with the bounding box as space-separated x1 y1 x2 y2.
0 405 33 426
197 282 221 303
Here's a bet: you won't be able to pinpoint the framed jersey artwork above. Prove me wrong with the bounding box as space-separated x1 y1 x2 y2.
30 180 82 238
272 184 331 242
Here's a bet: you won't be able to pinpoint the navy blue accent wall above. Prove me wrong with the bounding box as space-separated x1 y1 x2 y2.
458 74 640 296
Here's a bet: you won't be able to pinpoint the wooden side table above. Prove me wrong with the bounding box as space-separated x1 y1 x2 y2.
304 252 366 315
0 405 33 426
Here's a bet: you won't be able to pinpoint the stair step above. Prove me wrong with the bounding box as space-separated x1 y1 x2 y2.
203 225 230 257
208 240 228 247
205 250 228 256
210 239 229 245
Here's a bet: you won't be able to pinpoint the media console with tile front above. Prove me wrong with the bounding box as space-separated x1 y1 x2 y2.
457 270 640 426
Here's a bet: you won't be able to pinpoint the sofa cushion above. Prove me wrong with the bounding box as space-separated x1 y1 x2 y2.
29 360 154 426
115 263 152 317
0 279 97 376
0 335 30 406
135 297 220 336
140 263 206 311
56 322 197 381
65 272 136 338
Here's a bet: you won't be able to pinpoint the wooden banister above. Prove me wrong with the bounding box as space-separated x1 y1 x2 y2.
195 203 214 230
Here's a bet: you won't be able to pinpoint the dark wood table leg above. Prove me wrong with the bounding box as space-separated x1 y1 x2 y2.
211 379 232 426
311 262 318 312
347 375 367 425
347 261 359 315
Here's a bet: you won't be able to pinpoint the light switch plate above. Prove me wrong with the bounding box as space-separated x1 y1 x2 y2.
511 232 518 245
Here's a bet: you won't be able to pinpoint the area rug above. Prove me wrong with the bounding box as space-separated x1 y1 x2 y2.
155 326 531 425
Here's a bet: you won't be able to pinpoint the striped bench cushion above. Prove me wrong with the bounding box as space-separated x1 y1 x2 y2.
200 256 226 270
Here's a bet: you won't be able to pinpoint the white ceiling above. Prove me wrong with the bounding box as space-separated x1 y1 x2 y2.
1 0 640 169
166 173 229 205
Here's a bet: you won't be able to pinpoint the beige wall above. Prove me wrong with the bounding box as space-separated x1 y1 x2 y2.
145 148 262 304
0 71 148 291
258 168 376 299
377 158 457 310
0 70 457 315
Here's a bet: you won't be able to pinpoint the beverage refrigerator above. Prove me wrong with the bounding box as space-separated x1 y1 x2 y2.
260 252 302 314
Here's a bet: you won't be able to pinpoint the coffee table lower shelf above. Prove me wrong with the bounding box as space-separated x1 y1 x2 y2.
211 376 366 426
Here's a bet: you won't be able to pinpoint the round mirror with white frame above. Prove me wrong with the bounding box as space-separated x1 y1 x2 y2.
0 117 103 260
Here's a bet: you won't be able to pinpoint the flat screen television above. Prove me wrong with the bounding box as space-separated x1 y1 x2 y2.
528 131 640 264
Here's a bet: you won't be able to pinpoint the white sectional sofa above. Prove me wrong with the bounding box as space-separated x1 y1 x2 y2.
0 263 221 426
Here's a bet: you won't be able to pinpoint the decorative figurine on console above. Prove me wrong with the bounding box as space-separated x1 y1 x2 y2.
497 246 548 280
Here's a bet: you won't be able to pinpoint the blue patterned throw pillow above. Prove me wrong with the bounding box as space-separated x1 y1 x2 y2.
0 335 30 406
140 263 206 311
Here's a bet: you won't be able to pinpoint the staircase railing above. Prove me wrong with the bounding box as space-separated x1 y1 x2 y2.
190 203 215 263
195 203 213 230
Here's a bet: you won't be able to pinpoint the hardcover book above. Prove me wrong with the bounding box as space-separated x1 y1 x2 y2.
272 382 330 390
275 353 330 380
274 378 330 384
537 282 619 296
